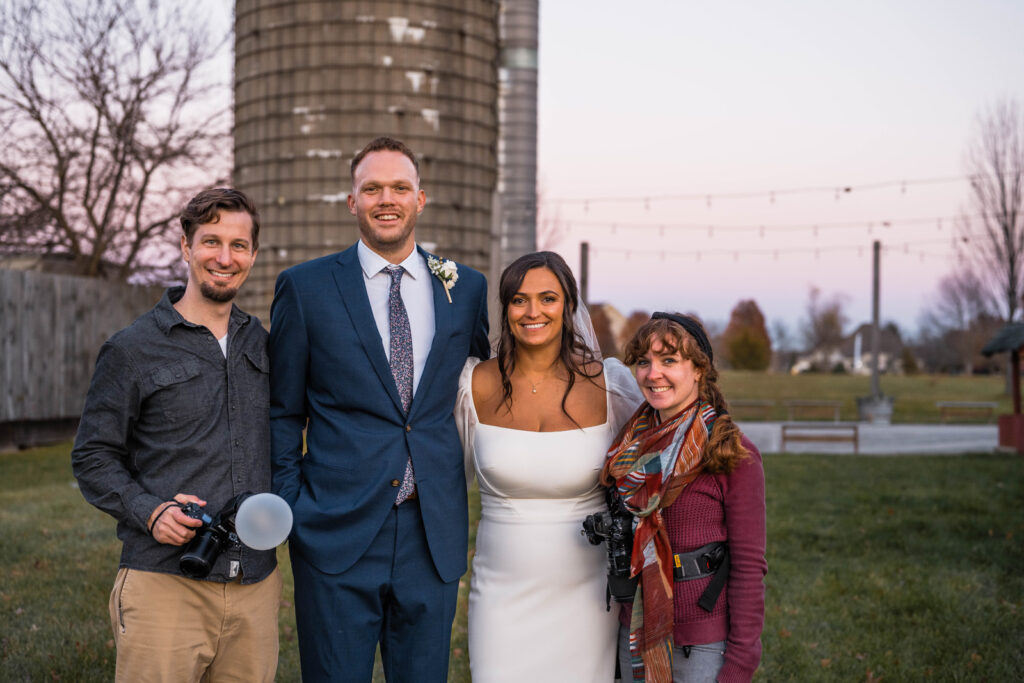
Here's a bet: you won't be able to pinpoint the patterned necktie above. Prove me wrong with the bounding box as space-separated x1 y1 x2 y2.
386 265 416 504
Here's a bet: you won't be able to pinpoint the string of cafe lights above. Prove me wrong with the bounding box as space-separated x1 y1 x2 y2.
585 236 980 264
548 175 971 208
558 212 979 237
548 173 1004 264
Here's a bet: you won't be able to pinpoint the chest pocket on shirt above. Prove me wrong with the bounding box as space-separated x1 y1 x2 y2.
148 359 207 421
242 349 270 408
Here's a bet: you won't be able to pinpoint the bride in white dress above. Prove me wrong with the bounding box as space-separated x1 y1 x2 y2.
455 252 642 682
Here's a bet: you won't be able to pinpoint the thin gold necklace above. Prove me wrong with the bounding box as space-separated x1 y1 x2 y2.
525 372 561 394
518 363 561 395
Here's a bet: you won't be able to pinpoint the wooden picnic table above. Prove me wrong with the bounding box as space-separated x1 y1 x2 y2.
729 399 776 420
783 399 842 422
935 401 997 423
781 422 859 453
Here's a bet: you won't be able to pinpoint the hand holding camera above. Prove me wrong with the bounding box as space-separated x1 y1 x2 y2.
181 492 293 578
148 492 293 579
148 494 207 546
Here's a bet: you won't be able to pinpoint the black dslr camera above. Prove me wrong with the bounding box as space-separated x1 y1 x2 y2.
179 493 249 579
581 488 639 602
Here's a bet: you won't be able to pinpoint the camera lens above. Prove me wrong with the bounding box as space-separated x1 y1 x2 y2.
179 530 221 579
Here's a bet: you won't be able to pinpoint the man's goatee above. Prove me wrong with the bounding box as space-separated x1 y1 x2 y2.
201 283 238 303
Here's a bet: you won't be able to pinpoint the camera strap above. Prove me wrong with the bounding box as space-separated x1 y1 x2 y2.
672 541 729 613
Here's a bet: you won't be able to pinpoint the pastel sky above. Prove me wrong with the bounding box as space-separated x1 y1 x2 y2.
536 0 1024 341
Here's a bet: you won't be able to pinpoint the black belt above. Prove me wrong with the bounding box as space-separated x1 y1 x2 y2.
673 541 729 613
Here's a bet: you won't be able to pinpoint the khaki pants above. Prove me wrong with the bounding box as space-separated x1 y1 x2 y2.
108 567 282 683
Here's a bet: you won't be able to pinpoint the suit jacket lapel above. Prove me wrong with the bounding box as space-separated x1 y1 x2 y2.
410 246 453 414
331 246 406 414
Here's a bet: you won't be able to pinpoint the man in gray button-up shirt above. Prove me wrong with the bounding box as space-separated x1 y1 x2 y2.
72 188 281 682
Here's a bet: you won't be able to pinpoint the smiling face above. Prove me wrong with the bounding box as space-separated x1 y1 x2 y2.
506 267 565 350
347 149 426 261
635 336 702 421
181 210 256 303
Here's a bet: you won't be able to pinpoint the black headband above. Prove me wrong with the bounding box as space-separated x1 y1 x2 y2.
651 312 714 363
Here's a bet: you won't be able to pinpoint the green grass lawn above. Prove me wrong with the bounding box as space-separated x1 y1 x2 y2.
720 370 1012 423
2 444 1021 681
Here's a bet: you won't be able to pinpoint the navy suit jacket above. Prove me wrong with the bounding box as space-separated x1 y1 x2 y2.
268 243 489 582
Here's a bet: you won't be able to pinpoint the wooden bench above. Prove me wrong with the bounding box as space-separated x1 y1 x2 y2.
936 401 997 423
781 423 859 453
729 399 776 420
784 400 842 422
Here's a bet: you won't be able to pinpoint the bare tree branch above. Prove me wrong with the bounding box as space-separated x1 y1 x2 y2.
959 99 1024 321
535 183 567 251
918 268 995 374
0 0 231 281
800 285 849 352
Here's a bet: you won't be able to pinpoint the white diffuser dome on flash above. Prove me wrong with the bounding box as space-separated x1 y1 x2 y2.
235 493 293 550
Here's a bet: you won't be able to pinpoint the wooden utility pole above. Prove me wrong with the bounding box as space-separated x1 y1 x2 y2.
579 241 589 307
870 239 881 399
1013 349 1021 414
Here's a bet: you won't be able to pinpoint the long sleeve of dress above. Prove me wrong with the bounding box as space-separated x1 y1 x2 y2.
455 357 483 488
603 358 644 433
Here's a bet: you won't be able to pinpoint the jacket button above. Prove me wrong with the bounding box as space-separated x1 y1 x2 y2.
405 424 412 432
391 479 400 487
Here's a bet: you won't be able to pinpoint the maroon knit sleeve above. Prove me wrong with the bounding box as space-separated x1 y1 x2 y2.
717 435 767 683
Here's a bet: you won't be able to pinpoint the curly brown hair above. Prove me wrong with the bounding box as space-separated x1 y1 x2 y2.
622 315 748 473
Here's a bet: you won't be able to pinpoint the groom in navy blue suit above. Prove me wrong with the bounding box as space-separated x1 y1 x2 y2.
269 137 489 682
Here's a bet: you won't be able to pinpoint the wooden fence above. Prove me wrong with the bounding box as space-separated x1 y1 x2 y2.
1 269 162 432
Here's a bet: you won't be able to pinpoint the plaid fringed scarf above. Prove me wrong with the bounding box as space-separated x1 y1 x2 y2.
601 399 717 683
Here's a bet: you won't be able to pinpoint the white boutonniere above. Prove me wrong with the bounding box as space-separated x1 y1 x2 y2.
427 255 458 303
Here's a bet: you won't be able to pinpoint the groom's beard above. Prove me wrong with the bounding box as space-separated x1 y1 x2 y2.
358 214 417 254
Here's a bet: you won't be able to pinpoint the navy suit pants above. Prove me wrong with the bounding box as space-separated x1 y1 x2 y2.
290 498 459 683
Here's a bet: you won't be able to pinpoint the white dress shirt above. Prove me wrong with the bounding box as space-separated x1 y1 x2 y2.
357 240 436 396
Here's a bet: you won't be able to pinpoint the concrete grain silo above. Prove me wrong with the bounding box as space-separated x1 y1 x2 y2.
233 1 500 322
494 0 538 269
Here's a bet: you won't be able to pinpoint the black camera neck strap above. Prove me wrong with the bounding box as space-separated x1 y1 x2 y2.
147 502 180 536
672 541 729 613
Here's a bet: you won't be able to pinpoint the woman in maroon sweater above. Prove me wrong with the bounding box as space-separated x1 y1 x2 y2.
602 313 766 683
